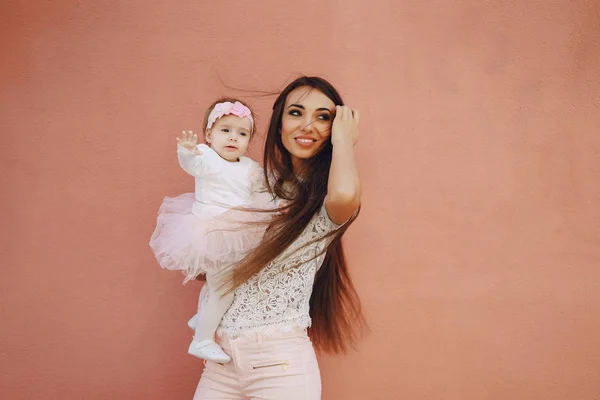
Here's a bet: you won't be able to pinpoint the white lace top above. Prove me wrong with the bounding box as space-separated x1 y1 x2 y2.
216 203 341 337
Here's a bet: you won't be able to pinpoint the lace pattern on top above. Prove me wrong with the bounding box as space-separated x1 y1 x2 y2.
216 203 340 337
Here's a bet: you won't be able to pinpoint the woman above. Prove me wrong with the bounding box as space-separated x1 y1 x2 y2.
194 76 365 400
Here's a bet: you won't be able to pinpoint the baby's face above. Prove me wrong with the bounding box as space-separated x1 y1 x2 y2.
206 115 253 162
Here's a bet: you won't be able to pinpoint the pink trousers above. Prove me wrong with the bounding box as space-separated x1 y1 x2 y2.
193 328 321 400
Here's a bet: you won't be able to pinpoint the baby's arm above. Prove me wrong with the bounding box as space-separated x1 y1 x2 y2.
176 130 203 176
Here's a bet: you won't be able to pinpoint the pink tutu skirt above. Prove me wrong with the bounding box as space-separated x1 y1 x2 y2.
149 192 275 283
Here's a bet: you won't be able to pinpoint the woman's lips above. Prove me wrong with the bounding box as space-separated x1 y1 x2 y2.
294 137 316 147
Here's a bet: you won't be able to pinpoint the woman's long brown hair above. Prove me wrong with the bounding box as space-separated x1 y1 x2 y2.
231 76 366 354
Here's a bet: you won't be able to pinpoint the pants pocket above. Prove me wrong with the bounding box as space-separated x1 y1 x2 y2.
252 361 291 372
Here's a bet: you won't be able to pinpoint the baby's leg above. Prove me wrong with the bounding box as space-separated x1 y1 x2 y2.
198 282 208 312
188 268 234 363
194 269 234 341
187 283 207 331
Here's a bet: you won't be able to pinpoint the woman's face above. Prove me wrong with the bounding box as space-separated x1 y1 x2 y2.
280 86 336 171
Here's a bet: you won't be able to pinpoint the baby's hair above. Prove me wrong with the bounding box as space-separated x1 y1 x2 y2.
202 98 256 138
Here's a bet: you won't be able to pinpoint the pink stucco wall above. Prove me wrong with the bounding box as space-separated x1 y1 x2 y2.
2 1 599 398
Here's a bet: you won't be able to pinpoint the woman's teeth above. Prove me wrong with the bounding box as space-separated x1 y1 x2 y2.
296 138 314 143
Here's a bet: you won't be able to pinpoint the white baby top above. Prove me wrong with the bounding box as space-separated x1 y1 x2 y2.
177 144 262 215
217 203 341 337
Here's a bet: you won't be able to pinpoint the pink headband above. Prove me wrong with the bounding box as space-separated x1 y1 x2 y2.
206 101 254 130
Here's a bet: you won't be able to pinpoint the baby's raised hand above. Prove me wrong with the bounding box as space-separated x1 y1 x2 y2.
176 130 202 154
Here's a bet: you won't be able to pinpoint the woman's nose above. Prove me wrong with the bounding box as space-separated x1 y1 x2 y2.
302 119 315 132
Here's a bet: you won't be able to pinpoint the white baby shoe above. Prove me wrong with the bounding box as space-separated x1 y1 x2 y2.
188 339 231 363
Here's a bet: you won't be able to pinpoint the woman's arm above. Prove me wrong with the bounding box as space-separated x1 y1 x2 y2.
325 106 361 225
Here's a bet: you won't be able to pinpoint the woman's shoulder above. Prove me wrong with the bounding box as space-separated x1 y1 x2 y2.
281 202 345 242
312 202 344 234
304 201 357 237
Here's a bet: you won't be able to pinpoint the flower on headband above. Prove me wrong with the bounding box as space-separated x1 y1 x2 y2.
207 101 254 129
213 102 232 114
231 101 251 118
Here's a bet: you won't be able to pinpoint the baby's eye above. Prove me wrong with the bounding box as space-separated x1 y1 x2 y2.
240 132 248 137
222 128 229 132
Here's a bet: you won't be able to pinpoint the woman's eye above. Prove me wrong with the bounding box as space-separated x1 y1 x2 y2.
288 109 301 116
317 114 331 121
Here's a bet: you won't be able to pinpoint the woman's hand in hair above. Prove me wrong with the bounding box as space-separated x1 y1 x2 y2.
331 106 359 147
325 105 361 225
177 130 202 155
